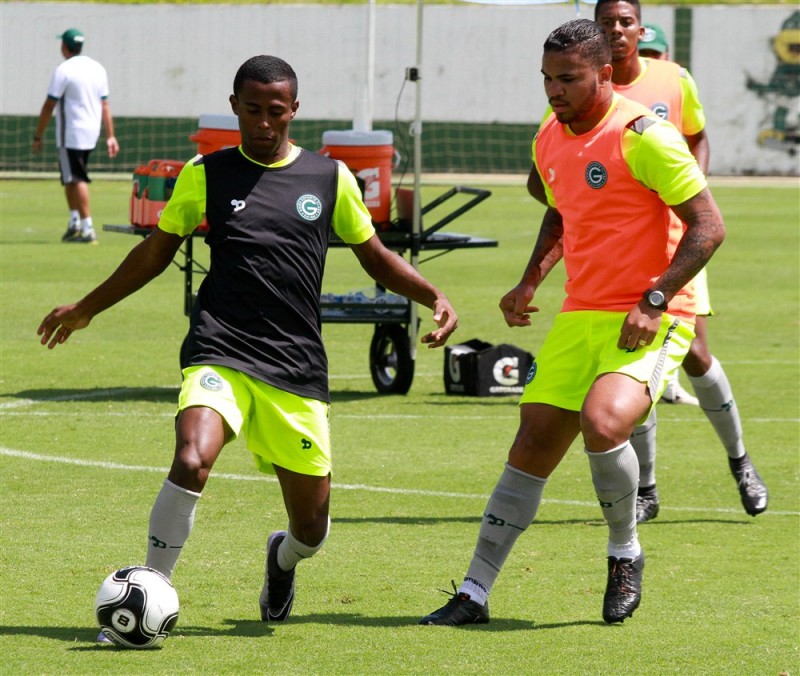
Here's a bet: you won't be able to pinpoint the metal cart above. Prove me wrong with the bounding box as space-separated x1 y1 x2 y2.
104 184 496 394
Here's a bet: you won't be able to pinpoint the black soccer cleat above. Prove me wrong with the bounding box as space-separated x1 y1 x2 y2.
635 486 660 524
419 582 490 626
602 553 644 624
729 454 768 516
61 224 80 242
259 530 296 622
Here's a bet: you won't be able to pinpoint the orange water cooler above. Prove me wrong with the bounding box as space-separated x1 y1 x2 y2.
320 130 395 226
189 114 241 155
129 162 151 226
136 159 185 227
188 115 240 232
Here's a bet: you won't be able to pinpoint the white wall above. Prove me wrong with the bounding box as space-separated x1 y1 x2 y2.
2 2 797 175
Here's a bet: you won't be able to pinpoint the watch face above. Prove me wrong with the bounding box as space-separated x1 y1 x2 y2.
649 291 666 308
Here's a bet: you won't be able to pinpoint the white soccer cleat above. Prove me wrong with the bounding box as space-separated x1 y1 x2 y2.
660 373 699 406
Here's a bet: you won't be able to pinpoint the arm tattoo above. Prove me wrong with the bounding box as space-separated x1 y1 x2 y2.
523 207 564 286
659 189 725 297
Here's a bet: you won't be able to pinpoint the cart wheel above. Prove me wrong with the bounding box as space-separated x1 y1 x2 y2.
369 324 414 394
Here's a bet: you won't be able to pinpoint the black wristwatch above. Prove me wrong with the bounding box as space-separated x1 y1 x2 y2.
643 288 668 311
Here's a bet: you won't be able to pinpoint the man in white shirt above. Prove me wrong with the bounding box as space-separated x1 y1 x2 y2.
33 28 120 243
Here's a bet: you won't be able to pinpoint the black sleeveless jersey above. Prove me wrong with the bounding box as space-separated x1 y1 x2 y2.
179 147 338 403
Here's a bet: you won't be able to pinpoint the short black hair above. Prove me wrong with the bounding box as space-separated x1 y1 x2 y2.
233 55 298 100
64 41 83 55
543 18 612 69
594 0 642 22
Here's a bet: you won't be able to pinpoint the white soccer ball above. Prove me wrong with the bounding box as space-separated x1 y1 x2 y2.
95 566 179 649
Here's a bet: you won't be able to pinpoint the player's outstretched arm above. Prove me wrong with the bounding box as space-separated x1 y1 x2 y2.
37 228 185 349
350 235 458 348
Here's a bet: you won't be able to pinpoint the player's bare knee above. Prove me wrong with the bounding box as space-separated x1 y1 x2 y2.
683 345 713 377
169 442 214 490
580 409 630 451
290 513 330 548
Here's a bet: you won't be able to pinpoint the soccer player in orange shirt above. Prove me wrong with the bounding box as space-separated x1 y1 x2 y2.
420 19 725 627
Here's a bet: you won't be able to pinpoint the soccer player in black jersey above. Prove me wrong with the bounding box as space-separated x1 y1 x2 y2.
38 55 458 633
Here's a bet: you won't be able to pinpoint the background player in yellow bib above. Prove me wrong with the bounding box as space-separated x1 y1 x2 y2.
596 0 768 523
38 55 458 636
421 19 725 627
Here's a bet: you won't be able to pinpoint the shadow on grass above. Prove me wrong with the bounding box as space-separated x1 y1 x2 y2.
208 615 551 632
329 391 524 405
0 239 54 246
6 386 179 405
421 396 521 407
632 517 754 526
333 515 754 527
330 390 391 403
6 387 521 407
332 515 609 526
2 614 599 647
0 623 274 650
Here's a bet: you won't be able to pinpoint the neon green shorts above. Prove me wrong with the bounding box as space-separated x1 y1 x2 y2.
692 267 714 316
520 311 695 412
178 365 332 477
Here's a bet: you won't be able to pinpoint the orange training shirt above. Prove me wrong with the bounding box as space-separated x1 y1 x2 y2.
612 57 706 136
534 94 707 318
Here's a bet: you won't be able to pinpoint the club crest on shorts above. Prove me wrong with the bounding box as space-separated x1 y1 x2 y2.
525 361 537 384
585 161 608 189
200 371 224 391
296 194 322 221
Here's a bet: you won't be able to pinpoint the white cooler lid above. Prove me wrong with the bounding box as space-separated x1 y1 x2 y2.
322 129 393 146
197 114 240 131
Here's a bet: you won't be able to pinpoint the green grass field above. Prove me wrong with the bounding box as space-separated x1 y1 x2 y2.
1 176 798 674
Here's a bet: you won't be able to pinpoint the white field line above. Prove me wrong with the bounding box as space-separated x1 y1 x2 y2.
1 387 798 424
0 408 796 424
2 447 798 517
0 387 167 410
1 409 797 424
1 355 797 409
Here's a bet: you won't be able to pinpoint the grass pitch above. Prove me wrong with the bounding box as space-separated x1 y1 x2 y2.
0 176 798 674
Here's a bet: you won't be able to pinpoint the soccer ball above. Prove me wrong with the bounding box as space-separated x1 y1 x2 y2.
95 566 179 649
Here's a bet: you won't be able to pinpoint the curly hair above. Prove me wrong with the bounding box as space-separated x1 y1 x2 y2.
543 19 612 69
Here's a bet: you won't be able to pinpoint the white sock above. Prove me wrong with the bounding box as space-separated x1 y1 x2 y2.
586 442 641 559
80 216 94 235
277 517 330 572
460 577 490 606
687 357 746 459
630 409 657 487
69 210 80 227
145 478 201 579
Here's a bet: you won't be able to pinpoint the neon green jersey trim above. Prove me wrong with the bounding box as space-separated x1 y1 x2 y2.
622 115 707 206
158 144 375 244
